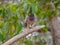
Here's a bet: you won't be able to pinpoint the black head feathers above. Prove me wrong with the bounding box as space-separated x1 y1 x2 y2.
29 13 35 21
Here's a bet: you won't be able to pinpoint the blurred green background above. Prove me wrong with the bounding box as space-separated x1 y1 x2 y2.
0 0 60 45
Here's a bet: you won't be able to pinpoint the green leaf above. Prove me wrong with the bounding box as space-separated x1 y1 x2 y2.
0 34 4 42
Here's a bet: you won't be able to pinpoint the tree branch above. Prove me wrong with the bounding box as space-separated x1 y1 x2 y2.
2 25 45 45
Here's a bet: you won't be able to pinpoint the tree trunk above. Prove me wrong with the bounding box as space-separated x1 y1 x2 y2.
48 17 60 45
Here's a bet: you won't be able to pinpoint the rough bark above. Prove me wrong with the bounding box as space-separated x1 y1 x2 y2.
48 17 60 45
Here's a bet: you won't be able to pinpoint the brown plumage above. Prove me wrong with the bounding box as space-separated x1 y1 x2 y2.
25 13 36 29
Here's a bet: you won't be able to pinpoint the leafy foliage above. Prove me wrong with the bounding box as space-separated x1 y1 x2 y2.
0 0 59 45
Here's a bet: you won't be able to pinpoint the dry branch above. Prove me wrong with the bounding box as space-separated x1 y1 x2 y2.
2 25 45 45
